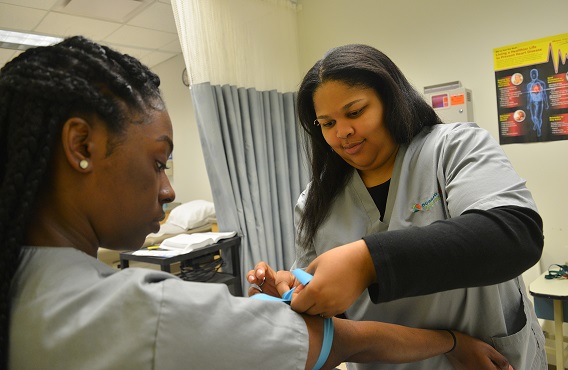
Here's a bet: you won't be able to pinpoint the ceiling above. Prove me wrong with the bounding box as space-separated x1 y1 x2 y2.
0 0 182 69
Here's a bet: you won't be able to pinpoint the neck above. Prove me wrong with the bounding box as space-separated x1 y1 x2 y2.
25 197 99 258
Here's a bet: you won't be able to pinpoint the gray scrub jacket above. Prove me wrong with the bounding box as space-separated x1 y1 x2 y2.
294 122 546 370
11 247 309 369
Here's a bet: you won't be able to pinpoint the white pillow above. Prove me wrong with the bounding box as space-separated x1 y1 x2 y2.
166 200 216 230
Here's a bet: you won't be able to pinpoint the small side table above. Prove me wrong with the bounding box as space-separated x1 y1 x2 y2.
120 236 242 296
529 272 568 369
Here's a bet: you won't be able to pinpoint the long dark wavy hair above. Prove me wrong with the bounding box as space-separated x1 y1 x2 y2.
0 36 163 367
296 44 442 249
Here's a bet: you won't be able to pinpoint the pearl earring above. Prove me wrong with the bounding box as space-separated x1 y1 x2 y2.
79 160 89 169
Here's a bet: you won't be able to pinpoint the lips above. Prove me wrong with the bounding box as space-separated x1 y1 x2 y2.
151 213 166 232
342 140 364 155
157 212 166 223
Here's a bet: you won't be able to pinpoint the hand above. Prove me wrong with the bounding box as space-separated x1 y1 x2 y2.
290 240 376 318
246 261 298 298
446 331 513 370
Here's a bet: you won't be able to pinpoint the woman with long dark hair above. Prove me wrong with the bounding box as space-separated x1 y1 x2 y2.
249 44 545 369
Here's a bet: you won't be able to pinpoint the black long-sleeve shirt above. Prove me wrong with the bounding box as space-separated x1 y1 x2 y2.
363 205 544 303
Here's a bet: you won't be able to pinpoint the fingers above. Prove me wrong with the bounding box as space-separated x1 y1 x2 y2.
274 270 292 292
247 285 263 297
289 285 322 316
290 271 348 317
291 287 319 316
289 240 375 316
246 262 296 298
274 269 298 296
246 262 271 297
447 331 513 370
489 350 513 370
290 282 338 317
246 261 270 286
481 334 512 370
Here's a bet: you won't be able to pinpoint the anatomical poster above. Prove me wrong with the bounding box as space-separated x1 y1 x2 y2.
493 32 568 145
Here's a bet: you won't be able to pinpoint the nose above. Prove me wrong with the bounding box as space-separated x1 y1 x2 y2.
336 120 354 139
160 174 176 205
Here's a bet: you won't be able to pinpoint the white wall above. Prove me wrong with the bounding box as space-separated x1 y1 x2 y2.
154 0 568 268
151 55 213 203
297 0 568 270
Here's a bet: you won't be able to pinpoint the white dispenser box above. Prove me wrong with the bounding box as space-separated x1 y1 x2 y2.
423 81 473 123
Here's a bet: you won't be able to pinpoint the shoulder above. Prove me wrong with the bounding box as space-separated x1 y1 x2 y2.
424 122 484 138
413 122 498 151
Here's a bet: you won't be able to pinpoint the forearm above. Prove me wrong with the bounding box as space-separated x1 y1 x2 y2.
305 317 510 369
328 318 453 364
365 206 544 303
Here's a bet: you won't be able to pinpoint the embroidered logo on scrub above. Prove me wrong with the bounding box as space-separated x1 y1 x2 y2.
412 192 441 213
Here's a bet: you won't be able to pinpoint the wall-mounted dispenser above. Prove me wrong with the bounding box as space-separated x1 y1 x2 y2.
423 81 473 123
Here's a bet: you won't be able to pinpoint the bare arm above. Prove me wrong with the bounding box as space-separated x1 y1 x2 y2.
248 263 511 369
305 317 511 370
330 318 455 364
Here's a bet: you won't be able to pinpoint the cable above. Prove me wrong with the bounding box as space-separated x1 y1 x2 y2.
545 264 568 280
178 252 226 282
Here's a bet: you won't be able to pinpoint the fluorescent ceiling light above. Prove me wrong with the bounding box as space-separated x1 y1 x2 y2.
0 30 63 51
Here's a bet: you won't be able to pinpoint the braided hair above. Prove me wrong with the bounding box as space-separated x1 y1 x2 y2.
0 36 163 367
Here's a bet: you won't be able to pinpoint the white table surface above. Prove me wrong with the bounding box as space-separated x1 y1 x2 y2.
530 272 568 300
530 272 568 368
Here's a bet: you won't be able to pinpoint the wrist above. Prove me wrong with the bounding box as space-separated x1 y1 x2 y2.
444 329 457 353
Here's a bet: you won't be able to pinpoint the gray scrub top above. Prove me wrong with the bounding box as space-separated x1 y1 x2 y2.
10 247 308 370
294 122 546 370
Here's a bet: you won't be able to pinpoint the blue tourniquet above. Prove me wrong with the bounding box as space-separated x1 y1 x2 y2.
251 269 334 370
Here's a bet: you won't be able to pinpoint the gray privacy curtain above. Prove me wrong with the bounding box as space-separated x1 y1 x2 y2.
191 82 309 294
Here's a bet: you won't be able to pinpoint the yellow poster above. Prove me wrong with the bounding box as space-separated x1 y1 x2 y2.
493 33 568 144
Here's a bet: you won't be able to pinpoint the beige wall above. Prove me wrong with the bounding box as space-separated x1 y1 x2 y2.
152 55 213 203
297 0 568 270
154 0 568 269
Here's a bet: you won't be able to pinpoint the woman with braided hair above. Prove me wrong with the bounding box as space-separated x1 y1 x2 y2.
1 37 513 370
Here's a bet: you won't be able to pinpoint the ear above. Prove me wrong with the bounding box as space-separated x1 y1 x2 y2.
61 117 93 172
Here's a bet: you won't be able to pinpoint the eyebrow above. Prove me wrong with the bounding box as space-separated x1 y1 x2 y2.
157 135 174 153
316 98 365 120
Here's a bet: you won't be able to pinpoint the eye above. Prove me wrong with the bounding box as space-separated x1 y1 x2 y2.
156 160 170 172
320 119 336 128
347 106 365 118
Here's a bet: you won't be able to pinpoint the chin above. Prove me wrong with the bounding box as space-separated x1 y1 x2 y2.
117 234 148 251
151 221 162 234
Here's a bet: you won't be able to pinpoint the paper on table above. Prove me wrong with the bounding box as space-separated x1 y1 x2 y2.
159 231 237 253
132 250 184 257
